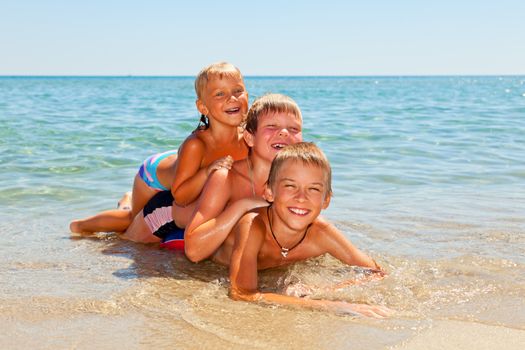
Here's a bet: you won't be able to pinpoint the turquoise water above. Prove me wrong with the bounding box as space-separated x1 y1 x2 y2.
1 76 524 254
1 76 524 348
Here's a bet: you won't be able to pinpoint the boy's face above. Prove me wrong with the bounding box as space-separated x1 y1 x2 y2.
196 74 248 128
265 160 330 232
244 111 303 162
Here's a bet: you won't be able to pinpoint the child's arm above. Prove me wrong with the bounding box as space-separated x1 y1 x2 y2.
171 136 233 206
281 219 385 296
184 169 268 263
229 214 391 318
315 218 384 273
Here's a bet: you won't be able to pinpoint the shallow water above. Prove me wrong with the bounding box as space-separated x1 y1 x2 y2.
1 76 524 349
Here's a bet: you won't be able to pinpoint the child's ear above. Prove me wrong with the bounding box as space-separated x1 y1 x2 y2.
243 129 255 147
322 193 331 209
196 99 208 116
263 184 274 203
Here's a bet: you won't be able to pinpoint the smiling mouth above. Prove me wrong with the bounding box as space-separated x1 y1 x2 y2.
271 143 287 150
289 207 310 216
225 107 240 114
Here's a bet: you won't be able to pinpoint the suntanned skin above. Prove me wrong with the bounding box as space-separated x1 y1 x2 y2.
120 109 303 244
224 160 390 318
184 111 303 262
171 75 249 207
117 157 389 320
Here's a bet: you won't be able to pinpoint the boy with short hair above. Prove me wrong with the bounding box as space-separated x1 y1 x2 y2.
227 142 390 317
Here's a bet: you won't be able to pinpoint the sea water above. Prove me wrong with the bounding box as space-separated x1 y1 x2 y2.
1 76 524 349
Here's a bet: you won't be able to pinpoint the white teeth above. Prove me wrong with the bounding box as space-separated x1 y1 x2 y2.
290 208 308 215
226 107 240 113
272 143 286 149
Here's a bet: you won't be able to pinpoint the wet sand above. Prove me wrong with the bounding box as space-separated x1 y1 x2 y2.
1 216 524 349
396 320 525 350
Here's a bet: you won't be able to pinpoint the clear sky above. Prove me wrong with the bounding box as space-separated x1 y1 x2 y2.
1 0 523 76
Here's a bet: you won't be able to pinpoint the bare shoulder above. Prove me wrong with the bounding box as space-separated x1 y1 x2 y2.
226 159 251 200
193 128 216 146
230 158 248 177
307 216 344 246
179 131 206 155
310 215 337 235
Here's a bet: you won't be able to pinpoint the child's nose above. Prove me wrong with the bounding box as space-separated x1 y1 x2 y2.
278 128 290 137
294 188 307 202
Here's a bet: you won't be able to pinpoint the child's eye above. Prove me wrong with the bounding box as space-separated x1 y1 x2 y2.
215 91 225 97
309 187 321 192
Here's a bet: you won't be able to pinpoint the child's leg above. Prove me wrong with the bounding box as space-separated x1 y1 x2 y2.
69 192 134 234
130 174 159 219
120 212 161 243
69 210 132 234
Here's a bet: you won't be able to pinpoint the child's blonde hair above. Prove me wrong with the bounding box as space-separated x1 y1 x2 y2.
194 62 243 99
268 142 332 198
245 93 302 134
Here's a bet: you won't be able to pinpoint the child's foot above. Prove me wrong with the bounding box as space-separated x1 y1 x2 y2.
69 220 92 235
69 220 81 234
117 191 132 210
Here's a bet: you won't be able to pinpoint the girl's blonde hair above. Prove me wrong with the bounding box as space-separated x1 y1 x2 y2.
194 62 243 99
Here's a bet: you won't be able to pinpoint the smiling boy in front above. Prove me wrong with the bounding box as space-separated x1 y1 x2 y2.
228 142 390 317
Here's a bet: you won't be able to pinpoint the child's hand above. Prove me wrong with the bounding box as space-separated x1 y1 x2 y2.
331 271 386 291
333 302 393 318
238 197 269 211
283 282 315 297
206 155 234 175
247 197 269 208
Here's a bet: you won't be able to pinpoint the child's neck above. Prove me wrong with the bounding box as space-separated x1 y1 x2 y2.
267 205 311 256
207 120 241 144
248 153 271 194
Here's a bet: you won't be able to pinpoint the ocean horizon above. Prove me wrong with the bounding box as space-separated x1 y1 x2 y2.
2 74 525 78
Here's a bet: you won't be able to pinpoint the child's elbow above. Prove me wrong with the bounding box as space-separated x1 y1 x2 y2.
172 191 187 207
184 244 204 263
171 186 192 207
184 243 205 263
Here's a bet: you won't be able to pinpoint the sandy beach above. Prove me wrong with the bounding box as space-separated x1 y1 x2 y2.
396 320 525 350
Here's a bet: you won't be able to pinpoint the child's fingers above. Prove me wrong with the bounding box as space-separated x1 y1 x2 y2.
221 155 234 168
223 156 235 168
368 305 393 318
217 157 233 169
337 302 393 318
208 156 234 174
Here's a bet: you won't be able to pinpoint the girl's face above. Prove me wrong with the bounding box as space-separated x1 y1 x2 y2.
245 111 303 163
197 75 248 128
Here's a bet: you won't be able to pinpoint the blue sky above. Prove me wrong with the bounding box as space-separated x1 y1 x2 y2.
1 0 523 75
